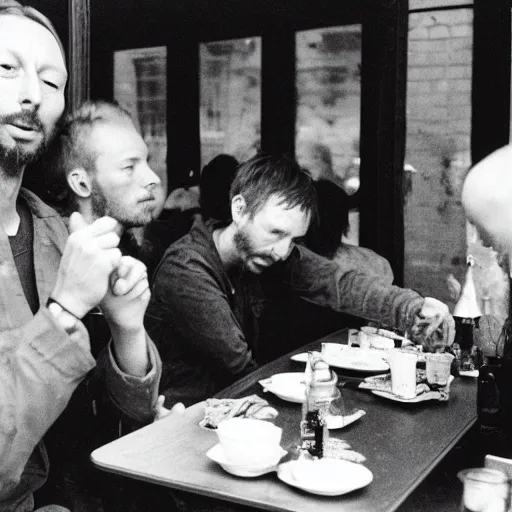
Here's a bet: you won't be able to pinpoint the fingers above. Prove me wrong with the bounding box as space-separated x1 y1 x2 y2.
111 257 148 296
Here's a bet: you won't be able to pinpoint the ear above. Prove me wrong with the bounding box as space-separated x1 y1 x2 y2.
231 194 247 224
67 169 92 198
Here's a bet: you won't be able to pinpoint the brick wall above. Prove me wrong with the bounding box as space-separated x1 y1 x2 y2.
404 4 508 322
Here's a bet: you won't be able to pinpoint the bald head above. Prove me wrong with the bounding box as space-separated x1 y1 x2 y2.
462 144 512 251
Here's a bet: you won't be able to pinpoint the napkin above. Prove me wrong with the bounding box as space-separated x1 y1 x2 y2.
199 395 278 430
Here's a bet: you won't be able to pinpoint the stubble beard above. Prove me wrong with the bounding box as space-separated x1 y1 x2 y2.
90 183 154 228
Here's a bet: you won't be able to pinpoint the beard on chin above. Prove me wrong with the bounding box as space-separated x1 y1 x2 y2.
91 183 152 227
0 111 48 178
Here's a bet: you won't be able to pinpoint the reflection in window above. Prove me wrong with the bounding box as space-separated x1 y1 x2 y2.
295 26 361 245
199 38 261 168
405 9 508 323
114 47 167 198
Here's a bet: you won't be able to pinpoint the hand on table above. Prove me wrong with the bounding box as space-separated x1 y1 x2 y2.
50 213 122 318
411 297 455 352
154 395 186 421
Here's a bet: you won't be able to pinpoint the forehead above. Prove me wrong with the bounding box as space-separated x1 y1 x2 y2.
253 194 311 233
89 119 147 161
0 15 66 74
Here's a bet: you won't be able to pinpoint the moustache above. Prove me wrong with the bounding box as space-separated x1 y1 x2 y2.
1 111 44 133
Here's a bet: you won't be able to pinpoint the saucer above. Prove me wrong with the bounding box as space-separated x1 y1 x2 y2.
277 459 373 496
206 443 287 477
326 409 366 430
259 372 306 403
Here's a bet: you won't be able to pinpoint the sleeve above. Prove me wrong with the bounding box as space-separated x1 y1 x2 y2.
286 246 425 332
148 252 257 378
96 334 162 424
0 308 95 497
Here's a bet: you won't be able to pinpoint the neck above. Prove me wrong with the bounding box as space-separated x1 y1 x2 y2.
79 202 125 237
0 168 24 235
213 223 240 269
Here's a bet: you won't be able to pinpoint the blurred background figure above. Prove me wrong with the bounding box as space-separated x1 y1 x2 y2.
200 154 239 221
305 179 393 282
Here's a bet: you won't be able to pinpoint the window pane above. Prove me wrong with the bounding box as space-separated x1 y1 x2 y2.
114 47 167 197
295 26 362 245
405 9 508 323
199 38 261 168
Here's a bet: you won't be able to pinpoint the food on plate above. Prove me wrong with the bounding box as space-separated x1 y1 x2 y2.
199 395 278 430
359 369 440 397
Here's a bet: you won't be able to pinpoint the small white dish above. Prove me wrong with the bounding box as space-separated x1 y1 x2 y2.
291 347 389 373
277 459 373 496
259 372 306 403
206 443 287 477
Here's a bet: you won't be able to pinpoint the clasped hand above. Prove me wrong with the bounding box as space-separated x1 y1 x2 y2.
51 213 149 329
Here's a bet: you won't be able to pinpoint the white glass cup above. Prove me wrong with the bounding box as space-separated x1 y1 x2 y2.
388 351 418 399
425 352 454 389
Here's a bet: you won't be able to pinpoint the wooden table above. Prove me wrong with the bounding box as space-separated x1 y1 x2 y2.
91 329 477 512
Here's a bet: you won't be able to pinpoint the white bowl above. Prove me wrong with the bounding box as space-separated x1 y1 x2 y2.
216 418 282 466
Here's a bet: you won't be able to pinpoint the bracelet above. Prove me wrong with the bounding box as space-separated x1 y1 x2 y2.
46 298 80 334
46 297 81 321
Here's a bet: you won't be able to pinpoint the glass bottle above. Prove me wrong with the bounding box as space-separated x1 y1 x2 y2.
453 256 482 370
300 351 337 458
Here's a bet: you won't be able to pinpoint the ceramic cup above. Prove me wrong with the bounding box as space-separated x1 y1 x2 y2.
388 351 418 399
425 352 454 389
216 418 282 466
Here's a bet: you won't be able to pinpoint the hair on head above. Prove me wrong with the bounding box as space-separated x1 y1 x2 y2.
43 100 133 213
230 152 317 219
0 1 65 59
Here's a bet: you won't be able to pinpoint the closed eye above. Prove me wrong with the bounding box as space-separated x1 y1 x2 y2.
43 80 58 90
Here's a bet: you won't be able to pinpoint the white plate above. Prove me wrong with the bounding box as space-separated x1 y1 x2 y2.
259 372 306 403
277 459 373 496
371 375 455 403
291 347 389 373
206 443 287 477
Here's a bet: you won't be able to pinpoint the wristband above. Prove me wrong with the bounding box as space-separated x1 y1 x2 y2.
46 297 80 333
46 297 81 320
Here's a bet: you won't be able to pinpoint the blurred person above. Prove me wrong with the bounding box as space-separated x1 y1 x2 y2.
200 153 239 221
0 3 162 511
146 153 454 407
306 179 393 280
462 144 512 253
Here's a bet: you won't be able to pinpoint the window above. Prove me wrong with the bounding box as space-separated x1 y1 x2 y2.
199 38 261 169
295 25 362 244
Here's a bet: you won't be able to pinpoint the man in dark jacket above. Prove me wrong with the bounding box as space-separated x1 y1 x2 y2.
146 153 454 407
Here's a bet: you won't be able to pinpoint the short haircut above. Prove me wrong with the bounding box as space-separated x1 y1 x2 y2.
0 1 65 59
44 100 132 213
200 154 239 221
230 153 317 219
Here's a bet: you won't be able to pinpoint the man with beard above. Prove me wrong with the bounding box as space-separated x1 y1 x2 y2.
0 3 162 511
145 152 455 407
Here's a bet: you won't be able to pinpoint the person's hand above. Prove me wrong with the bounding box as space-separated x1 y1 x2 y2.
154 395 186 422
410 297 455 352
50 213 122 318
100 256 150 332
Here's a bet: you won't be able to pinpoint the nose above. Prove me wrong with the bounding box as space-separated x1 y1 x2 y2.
141 162 161 189
272 238 293 260
19 70 42 110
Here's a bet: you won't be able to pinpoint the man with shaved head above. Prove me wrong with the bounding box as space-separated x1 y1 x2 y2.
462 145 512 252
0 2 161 511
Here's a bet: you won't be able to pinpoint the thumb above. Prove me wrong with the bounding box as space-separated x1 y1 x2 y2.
69 211 88 234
